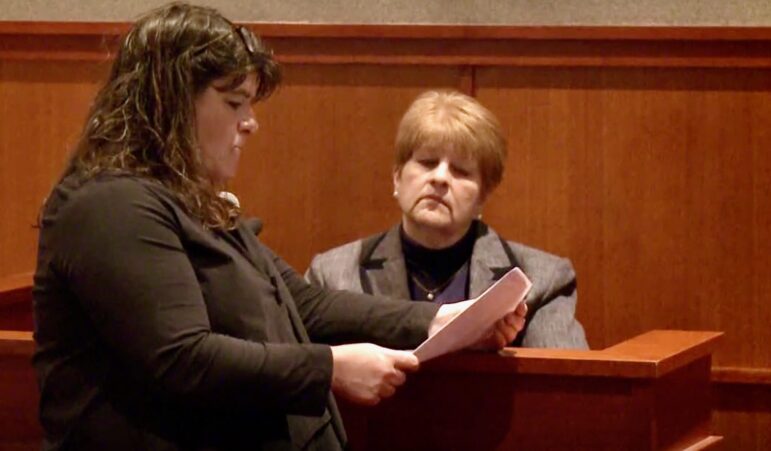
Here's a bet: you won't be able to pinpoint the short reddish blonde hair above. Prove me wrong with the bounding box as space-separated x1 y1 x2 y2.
394 90 507 197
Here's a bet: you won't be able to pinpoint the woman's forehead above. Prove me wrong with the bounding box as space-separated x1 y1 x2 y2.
413 143 476 163
211 72 258 97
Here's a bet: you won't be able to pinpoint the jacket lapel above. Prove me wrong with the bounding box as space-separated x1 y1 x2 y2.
360 222 520 302
361 225 411 300
469 224 519 298
232 219 271 276
235 220 312 343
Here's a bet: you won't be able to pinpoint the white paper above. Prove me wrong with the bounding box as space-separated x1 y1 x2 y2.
413 267 532 362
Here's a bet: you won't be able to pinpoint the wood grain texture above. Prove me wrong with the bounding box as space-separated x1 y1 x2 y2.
0 330 38 450
475 66 771 371
0 60 106 280
340 331 720 451
713 367 771 384
3 22 771 40
3 23 771 68
713 383 771 450
230 64 464 271
0 273 33 331
0 330 721 451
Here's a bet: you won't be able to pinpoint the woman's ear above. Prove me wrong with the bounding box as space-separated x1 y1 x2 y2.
476 189 489 216
392 166 401 197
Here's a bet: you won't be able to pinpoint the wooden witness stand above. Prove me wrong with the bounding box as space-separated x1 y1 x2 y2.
0 330 721 450
339 330 723 451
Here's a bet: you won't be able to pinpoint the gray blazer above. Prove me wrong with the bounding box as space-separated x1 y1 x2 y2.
306 222 588 349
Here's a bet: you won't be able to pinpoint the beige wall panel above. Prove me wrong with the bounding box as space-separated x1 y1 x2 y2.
476 66 771 369
1 0 771 25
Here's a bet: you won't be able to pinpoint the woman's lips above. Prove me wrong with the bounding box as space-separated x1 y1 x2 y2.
419 195 449 209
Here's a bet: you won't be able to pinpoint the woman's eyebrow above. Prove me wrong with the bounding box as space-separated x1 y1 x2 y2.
228 89 252 99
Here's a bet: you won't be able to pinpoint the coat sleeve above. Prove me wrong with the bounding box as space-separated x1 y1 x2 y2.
263 245 439 349
304 254 327 288
304 242 363 292
521 257 589 349
46 178 331 414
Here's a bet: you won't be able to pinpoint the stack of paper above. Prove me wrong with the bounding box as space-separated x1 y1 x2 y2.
413 267 532 362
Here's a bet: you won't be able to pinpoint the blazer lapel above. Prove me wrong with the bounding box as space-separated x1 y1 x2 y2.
234 220 312 342
469 224 518 298
232 219 272 276
361 225 411 300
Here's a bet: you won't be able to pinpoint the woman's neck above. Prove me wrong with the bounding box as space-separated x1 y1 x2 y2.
401 220 472 250
400 222 478 290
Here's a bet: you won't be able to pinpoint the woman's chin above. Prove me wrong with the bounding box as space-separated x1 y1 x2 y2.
411 214 454 232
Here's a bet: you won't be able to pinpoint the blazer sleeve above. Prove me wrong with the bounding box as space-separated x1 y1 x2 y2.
264 245 439 349
521 257 589 349
46 178 331 415
304 255 327 288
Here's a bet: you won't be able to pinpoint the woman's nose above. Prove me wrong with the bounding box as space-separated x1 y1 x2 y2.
430 161 450 184
238 116 258 134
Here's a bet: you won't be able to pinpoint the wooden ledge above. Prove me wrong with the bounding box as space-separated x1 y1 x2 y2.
712 366 771 385
0 272 33 293
424 330 723 379
0 272 33 307
0 330 33 356
1 286 766 386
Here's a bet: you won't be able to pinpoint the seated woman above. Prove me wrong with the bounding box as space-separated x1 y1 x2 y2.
307 90 588 349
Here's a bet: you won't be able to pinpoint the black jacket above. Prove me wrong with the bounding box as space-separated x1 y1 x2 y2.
33 174 438 450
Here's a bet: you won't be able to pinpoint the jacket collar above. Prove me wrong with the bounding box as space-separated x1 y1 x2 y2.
360 222 517 300
362 225 411 299
468 222 518 298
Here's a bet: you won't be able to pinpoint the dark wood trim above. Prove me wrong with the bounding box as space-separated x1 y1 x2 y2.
0 273 34 332
712 366 771 385
0 310 768 386
0 273 32 303
268 37 771 68
0 330 34 356
2 22 771 67
2 22 771 41
0 21 129 36
682 436 723 451
250 24 771 41
458 66 475 96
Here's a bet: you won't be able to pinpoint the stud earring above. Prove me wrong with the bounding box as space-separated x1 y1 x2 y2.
393 190 399 198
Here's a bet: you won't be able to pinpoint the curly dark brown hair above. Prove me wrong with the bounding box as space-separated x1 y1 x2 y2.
64 2 281 229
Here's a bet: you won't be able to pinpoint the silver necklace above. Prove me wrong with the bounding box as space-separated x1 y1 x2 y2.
410 263 467 301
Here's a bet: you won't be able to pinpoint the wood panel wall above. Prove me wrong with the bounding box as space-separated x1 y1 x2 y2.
1 23 770 449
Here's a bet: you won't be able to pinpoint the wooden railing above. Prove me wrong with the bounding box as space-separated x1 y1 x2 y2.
2 272 767 385
0 273 33 331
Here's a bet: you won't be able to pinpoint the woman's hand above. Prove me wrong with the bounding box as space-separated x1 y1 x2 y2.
473 301 528 349
330 343 419 406
428 299 528 350
427 299 470 337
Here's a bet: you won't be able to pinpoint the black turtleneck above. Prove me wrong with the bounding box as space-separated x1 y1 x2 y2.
401 221 478 293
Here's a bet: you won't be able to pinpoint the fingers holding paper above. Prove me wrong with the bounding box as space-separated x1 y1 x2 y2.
427 299 471 338
415 268 533 362
330 343 419 406
490 300 528 348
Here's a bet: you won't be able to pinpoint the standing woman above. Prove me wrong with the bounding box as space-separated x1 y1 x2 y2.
32 4 525 450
